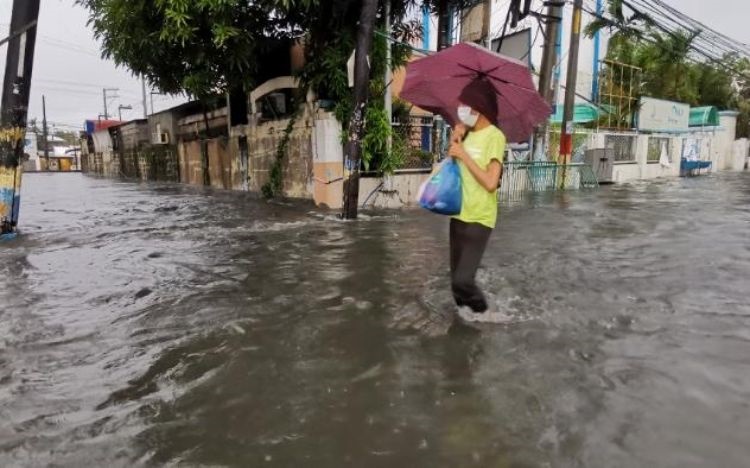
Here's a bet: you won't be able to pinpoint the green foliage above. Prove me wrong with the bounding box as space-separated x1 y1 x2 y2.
79 0 418 99
591 0 750 137
261 114 297 199
78 0 294 97
80 0 427 185
360 106 405 175
300 22 420 175
362 106 390 172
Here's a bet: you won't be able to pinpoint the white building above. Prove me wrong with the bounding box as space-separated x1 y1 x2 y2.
23 131 41 171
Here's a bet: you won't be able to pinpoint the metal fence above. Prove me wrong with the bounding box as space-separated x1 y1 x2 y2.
499 161 599 201
392 115 435 171
605 134 637 162
647 137 671 163
384 119 601 200
549 129 592 163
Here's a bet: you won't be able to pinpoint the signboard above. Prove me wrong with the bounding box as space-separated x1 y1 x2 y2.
491 28 533 68
637 97 689 133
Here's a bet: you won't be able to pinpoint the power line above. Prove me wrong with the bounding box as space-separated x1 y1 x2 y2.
618 0 750 78
39 37 100 57
33 85 106 96
35 78 121 89
580 3 750 83
651 0 750 55
624 0 749 60
591 0 750 62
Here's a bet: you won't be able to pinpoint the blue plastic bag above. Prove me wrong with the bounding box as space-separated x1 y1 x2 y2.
418 159 462 215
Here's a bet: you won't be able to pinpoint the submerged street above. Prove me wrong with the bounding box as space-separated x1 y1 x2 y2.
1 172 750 466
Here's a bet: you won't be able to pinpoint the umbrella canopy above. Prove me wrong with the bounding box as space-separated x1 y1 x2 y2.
400 42 551 143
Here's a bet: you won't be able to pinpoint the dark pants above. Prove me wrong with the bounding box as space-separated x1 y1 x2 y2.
450 218 492 313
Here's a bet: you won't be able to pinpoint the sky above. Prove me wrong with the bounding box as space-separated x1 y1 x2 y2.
481 0 750 103
0 0 748 133
0 0 186 134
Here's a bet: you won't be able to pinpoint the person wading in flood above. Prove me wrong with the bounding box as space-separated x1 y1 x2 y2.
447 79 506 322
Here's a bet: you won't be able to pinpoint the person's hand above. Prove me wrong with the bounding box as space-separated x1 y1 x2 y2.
451 124 467 143
448 142 469 162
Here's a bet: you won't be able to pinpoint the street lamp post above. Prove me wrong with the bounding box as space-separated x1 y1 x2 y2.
118 105 132 121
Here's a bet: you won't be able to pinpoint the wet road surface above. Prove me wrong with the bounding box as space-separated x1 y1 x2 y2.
1 172 750 467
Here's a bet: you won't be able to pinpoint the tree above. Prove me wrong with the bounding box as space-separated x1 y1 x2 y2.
585 0 652 62
340 0 379 219
587 0 750 137
79 0 428 212
78 0 306 98
636 30 701 104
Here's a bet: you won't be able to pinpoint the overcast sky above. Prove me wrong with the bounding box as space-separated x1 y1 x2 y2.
0 0 186 134
0 0 748 134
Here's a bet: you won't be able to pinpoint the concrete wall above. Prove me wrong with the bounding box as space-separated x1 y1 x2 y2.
138 145 180 182
587 122 750 183
178 140 205 186
119 120 150 150
587 133 681 183
206 137 233 189
313 114 344 208
360 173 429 209
714 112 740 171
176 107 236 189
226 135 247 191
248 113 314 199
731 139 750 171
149 112 178 145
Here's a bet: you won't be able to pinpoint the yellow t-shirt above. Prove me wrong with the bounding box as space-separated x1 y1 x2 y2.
454 125 506 229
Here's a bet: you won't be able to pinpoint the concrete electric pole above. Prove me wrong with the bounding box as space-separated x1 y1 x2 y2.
559 0 584 165
0 0 41 236
533 1 564 160
102 88 119 120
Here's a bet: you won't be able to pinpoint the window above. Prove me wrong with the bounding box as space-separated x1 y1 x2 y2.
258 90 295 121
605 135 636 162
647 137 670 163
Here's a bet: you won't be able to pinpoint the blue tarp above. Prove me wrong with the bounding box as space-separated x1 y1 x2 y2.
681 159 712 172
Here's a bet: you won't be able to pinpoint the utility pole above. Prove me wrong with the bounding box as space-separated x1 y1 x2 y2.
437 0 452 50
385 0 393 153
141 78 148 118
0 0 41 236
591 0 603 100
341 0 379 219
42 95 49 169
118 105 132 122
560 0 583 165
102 87 119 120
482 0 493 49
150 91 162 115
533 0 564 160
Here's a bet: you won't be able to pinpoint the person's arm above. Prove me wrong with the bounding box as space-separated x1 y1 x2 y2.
448 142 503 192
451 124 468 144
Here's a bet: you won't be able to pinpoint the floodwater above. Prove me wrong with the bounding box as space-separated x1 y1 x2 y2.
1 172 750 467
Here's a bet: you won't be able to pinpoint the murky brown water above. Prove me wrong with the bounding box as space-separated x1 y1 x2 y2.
2 172 750 467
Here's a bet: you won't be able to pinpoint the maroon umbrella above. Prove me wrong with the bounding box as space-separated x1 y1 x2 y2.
400 42 551 143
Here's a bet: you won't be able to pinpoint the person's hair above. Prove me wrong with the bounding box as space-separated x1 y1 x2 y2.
458 78 497 123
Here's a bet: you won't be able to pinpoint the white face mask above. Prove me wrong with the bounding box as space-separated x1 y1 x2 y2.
457 105 479 127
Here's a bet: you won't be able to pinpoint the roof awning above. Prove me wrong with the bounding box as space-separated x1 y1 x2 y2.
550 103 605 124
689 106 719 127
